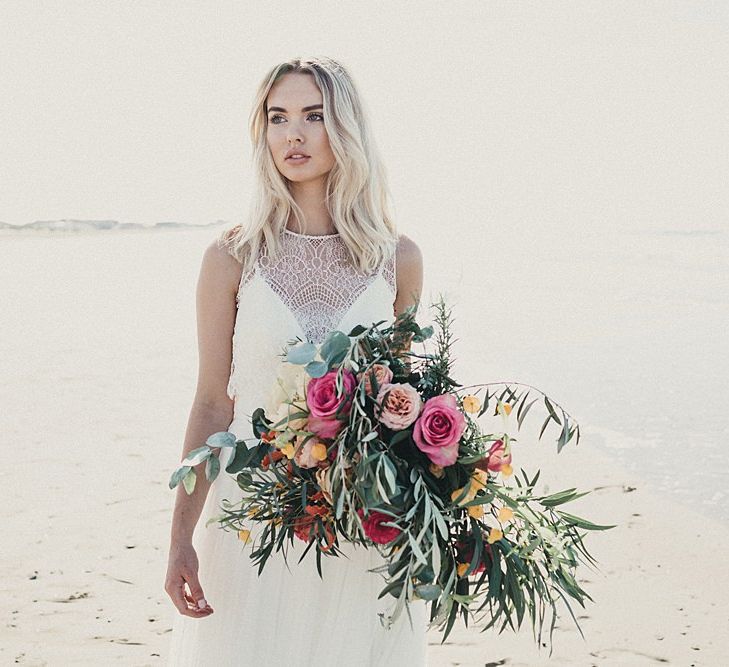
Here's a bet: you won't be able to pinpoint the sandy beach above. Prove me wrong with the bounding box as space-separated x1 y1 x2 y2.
2 227 728 666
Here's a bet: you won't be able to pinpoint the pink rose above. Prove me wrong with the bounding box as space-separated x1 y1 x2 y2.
307 414 346 440
357 509 401 545
306 369 357 440
412 393 466 467
360 363 393 396
375 382 422 430
484 439 511 472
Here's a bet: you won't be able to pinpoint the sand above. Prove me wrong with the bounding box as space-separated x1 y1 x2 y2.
2 229 728 666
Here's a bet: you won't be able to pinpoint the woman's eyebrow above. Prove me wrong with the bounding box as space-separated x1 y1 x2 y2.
267 104 323 113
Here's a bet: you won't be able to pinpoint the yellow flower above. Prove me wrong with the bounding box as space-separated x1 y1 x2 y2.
311 442 328 462
500 464 513 477
457 562 469 577
237 529 252 544
467 504 484 519
451 482 477 506
487 527 503 544
462 395 481 414
497 507 514 523
471 468 488 489
280 442 295 459
496 401 512 416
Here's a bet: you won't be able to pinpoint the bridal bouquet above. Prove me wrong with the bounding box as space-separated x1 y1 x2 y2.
169 296 613 652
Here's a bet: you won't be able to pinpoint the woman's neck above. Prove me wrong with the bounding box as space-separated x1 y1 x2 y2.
287 179 337 235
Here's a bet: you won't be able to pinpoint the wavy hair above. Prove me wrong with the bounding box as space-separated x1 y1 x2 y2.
217 56 398 277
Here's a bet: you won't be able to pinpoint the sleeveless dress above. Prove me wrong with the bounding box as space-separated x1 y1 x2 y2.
167 228 428 666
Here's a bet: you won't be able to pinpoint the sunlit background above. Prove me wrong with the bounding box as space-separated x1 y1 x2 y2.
2 2 728 663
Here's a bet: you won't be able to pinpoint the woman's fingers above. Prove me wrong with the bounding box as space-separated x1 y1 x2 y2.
184 591 214 614
166 576 213 618
184 570 213 613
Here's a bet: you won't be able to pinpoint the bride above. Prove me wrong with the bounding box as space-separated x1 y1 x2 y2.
164 56 426 665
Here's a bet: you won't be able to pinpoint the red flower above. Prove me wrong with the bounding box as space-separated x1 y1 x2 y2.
357 509 401 545
292 512 336 552
474 439 512 473
455 538 492 574
293 514 314 542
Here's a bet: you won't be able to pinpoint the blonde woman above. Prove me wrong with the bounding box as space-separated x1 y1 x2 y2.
165 56 425 665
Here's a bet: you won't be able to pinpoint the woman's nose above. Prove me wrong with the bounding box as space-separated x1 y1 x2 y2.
286 122 304 144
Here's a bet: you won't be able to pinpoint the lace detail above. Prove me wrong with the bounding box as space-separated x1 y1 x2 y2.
235 232 396 337
227 232 397 400
235 229 397 306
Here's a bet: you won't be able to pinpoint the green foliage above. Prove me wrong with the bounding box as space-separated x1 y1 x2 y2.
167 294 614 653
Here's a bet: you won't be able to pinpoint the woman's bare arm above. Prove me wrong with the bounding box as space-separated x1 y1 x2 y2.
165 237 242 617
393 233 424 358
393 233 423 318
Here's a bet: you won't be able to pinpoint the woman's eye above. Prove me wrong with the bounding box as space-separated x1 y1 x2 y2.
268 112 323 125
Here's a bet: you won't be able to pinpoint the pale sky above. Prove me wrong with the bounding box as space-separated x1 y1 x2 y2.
1 1 727 236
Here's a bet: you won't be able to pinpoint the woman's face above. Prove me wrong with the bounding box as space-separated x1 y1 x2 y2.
266 72 336 185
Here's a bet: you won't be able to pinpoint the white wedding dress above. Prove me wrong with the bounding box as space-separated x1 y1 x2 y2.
167 228 428 666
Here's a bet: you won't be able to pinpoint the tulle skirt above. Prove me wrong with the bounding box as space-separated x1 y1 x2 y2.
166 416 428 666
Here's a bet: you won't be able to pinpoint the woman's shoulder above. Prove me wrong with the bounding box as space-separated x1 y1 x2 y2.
395 233 423 271
199 230 245 300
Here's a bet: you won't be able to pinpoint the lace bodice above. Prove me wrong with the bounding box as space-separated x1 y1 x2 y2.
226 229 397 402
237 229 396 343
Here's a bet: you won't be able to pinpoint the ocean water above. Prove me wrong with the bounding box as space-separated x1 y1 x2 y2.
2 224 727 525
424 226 729 524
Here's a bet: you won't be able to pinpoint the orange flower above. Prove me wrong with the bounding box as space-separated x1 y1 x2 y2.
497 507 514 523
471 468 488 489
496 402 512 416
487 527 503 544
467 504 484 519
462 395 481 414
310 442 328 462
304 504 329 517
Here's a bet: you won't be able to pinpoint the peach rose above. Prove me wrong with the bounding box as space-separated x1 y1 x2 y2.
294 436 328 469
375 382 422 430
360 363 394 396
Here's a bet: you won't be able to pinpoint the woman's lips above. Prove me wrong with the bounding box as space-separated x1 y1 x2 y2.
285 156 311 164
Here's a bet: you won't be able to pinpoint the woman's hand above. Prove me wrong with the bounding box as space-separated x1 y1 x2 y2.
165 541 214 618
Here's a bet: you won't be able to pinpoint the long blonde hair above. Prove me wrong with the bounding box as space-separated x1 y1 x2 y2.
218 56 398 277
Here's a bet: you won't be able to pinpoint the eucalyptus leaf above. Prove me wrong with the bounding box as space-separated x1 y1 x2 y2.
205 454 220 482
415 584 442 601
205 431 237 448
305 360 329 378
321 331 350 366
286 341 317 365
182 445 212 467
182 469 197 495
168 465 191 489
